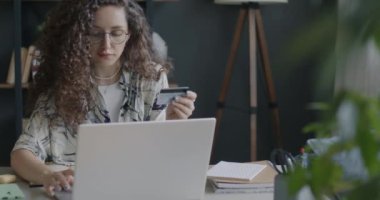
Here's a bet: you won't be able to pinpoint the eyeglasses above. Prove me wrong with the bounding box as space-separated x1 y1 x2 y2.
89 29 130 45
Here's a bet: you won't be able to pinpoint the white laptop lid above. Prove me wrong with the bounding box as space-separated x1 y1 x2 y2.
71 118 215 200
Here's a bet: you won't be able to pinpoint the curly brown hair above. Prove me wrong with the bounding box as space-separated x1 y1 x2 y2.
29 0 171 127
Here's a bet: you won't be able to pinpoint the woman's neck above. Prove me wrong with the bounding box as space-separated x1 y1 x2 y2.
92 63 122 85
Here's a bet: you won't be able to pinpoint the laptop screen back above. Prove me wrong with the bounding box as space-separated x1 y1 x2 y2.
72 118 215 200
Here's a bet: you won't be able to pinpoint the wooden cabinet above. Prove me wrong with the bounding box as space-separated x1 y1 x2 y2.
0 0 58 165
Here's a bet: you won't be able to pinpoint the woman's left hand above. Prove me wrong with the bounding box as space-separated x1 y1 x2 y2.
166 91 197 120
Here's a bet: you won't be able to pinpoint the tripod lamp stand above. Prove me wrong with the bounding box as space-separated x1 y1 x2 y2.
213 0 287 161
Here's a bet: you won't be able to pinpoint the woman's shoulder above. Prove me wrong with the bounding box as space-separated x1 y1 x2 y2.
153 62 168 80
144 63 168 88
124 63 168 84
32 91 57 116
121 63 168 100
153 62 166 73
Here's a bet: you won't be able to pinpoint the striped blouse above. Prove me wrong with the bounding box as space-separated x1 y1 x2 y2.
12 68 168 165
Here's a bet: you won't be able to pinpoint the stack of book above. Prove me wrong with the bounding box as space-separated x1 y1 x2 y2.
6 45 40 85
207 160 278 194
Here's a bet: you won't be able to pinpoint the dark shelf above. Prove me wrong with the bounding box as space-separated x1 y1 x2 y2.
0 83 29 89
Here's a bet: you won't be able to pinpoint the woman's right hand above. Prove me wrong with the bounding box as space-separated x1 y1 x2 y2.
41 169 74 197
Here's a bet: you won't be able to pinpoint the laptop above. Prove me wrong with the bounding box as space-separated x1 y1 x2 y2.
56 118 215 200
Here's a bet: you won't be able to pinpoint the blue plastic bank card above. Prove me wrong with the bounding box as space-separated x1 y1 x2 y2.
157 87 189 105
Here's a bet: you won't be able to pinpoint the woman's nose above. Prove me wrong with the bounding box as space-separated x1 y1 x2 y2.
101 33 112 48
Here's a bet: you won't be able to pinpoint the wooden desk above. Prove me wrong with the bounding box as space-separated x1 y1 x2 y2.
0 167 273 200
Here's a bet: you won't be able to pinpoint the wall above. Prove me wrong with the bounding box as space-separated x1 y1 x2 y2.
152 0 335 163
0 0 335 165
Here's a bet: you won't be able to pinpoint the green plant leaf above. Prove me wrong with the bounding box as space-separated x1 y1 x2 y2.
287 166 308 195
356 98 380 176
347 176 380 200
309 155 344 198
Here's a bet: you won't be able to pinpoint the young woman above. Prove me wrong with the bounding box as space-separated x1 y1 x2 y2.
11 0 196 196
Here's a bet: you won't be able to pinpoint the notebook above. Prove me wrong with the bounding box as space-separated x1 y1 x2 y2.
207 161 266 182
208 161 278 193
55 118 215 200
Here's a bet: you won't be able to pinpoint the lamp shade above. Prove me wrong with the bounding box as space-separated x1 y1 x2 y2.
215 0 287 4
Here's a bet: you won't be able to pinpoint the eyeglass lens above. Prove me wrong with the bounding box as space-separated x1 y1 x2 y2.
89 30 129 44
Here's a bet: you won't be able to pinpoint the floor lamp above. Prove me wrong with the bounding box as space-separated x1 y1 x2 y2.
213 0 287 161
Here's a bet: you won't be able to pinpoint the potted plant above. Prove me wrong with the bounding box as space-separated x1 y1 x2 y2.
286 91 380 199
282 0 380 199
